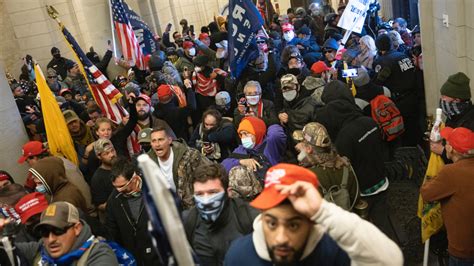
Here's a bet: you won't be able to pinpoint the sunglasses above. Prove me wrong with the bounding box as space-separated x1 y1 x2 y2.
256 40 266 44
47 76 57 79
38 224 74 238
323 49 335 54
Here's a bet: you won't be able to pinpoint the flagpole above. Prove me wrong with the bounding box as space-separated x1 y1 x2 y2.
107 0 118 58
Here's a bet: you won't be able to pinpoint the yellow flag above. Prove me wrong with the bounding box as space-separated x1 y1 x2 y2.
417 152 445 243
34 64 79 165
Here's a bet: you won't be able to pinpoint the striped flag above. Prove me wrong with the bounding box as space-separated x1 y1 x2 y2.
60 24 126 125
111 0 146 70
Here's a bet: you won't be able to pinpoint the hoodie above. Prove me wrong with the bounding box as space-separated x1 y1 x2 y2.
224 201 403 265
29 157 87 213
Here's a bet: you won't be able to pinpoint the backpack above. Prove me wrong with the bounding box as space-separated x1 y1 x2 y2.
228 165 263 201
370 95 405 141
319 166 358 211
228 152 272 185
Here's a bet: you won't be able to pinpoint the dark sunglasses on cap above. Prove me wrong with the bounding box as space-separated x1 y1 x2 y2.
37 224 74 238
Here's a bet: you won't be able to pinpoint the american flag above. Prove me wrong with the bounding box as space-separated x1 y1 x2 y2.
111 0 146 70
61 25 126 124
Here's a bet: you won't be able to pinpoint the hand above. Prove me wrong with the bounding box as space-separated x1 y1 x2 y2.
276 181 322 218
203 144 214 154
26 106 36 114
86 120 95 127
122 115 130 125
278 112 288 124
127 92 136 104
107 41 113 52
0 218 10 231
238 104 247 114
184 79 192 89
239 158 261 172
430 141 444 155
296 44 305 50
209 71 217 79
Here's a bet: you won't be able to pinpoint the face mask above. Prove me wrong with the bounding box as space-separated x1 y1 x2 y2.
246 95 260 105
194 66 202 73
241 137 255 149
283 90 298 101
216 50 227 59
53 53 61 59
439 99 471 119
193 191 226 222
283 31 295 42
297 150 307 162
287 67 301 76
35 185 47 194
188 48 196 56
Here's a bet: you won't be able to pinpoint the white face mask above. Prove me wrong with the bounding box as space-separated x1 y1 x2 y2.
241 137 255 149
283 90 297 101
216 49 227 59
246 95 260 105
283 31 295 42
188 48 196 56
297 150 307 162
194 66 202 73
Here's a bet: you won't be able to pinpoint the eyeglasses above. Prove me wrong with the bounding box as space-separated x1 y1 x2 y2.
323 49 334 54
256 40 266 44
38 224 74 238
47 76 57 79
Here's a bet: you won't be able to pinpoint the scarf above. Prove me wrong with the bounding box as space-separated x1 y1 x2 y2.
40 236 95 265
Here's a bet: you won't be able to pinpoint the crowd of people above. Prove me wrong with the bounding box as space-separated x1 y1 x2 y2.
1 0 474 265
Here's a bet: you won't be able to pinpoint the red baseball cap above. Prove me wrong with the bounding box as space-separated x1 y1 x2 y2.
183 41 194 49
157 84 173 101
311 61 331 74
281 23 294 32
441 127 474 155
199 33 209 40
251 163 319 210
14 192 49 224
18 141 47 164
137 94 151 106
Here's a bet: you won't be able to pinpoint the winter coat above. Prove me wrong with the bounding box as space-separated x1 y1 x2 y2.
221 124 287 172
280 86 319 133
315 81 387 191
189 120 239 161
147 140 209 209
17 221 118 265
106 192 161 266
47 57 70 81
233 99 279 127
224 201 403 265
29 157 87 213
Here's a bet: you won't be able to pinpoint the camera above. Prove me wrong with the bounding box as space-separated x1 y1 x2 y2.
342 69 358 78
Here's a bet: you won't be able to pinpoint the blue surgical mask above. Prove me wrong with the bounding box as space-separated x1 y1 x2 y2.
193 191 226 222
241 137 255 149
35 185 47 194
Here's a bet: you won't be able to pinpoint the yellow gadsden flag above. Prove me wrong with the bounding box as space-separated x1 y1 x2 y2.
417 152 445 243
34 64 78 165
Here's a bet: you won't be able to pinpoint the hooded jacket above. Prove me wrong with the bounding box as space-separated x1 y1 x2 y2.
224 201 403 265
17 220 118 265
281 85 319 132
315 81 387 191
29 157 87 213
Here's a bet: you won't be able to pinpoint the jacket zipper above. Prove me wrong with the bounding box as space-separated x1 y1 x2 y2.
120 202 137 236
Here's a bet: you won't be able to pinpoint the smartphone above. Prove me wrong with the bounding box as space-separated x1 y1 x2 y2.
342 69 358 78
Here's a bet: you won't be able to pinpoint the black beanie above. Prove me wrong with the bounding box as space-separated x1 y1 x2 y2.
375 34 392 52
193 55 209 67
440 72 471 100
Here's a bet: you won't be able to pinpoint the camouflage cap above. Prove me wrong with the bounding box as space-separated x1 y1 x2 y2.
138 128 152 144
280 74 298 88
302 122 331 148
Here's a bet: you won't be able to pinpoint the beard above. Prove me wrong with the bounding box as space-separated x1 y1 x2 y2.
268 244 304 266
137 111 149 121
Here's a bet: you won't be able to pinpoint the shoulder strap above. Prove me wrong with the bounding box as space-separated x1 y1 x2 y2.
183 208 199 244
77 238 100 266
232 199 253 235
340 166 349 189
228 153 251 160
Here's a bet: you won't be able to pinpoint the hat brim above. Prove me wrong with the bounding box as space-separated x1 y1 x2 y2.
20 207 45 224
34 219 69 232
250 186 289 210
18 156 27 164
440 127 454 140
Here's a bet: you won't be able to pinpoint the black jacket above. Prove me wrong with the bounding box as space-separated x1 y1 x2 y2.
106 192 162 266
281 86 318 133
183 198 259 266
233 99 279 127
189 120 238 161
316 81 387 191
47 57 70 81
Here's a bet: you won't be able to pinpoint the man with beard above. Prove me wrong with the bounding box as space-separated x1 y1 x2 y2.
90 139 117 213
224 164 402 265
135 94 176 139
63 110 95 162
47 47 73 81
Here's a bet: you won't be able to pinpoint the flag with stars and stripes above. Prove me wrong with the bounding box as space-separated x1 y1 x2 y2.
111 0 146 70
60 24 126 124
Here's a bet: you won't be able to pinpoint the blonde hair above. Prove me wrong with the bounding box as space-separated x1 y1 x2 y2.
359 35 376 53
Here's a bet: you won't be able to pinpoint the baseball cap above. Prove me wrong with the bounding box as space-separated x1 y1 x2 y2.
250 164 319 210
281 23 294 33
215 91 231 106
59 88 72 97
35 201 79 230
302 122 331 148
18 141 47 164
311 61 331 74
280 74 298 88
198 32 209 40
441 127 474 155
94 138 114 156
183 41 194 49
137 94 151 106
157 84 173 101
62 110 80 124
15 192 49 224
138 128 152 144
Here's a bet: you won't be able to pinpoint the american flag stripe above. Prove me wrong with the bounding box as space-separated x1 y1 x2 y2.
111 0 145 70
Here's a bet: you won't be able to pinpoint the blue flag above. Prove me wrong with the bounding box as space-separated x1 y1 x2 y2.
228 0 264 78
122 1 158 56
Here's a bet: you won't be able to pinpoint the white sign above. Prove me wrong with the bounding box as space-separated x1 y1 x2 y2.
337 0 371 33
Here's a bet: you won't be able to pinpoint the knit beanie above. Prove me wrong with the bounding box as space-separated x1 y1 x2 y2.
352 67 370 87
238 117 267 145
440 72 471 100
375 34 392 52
